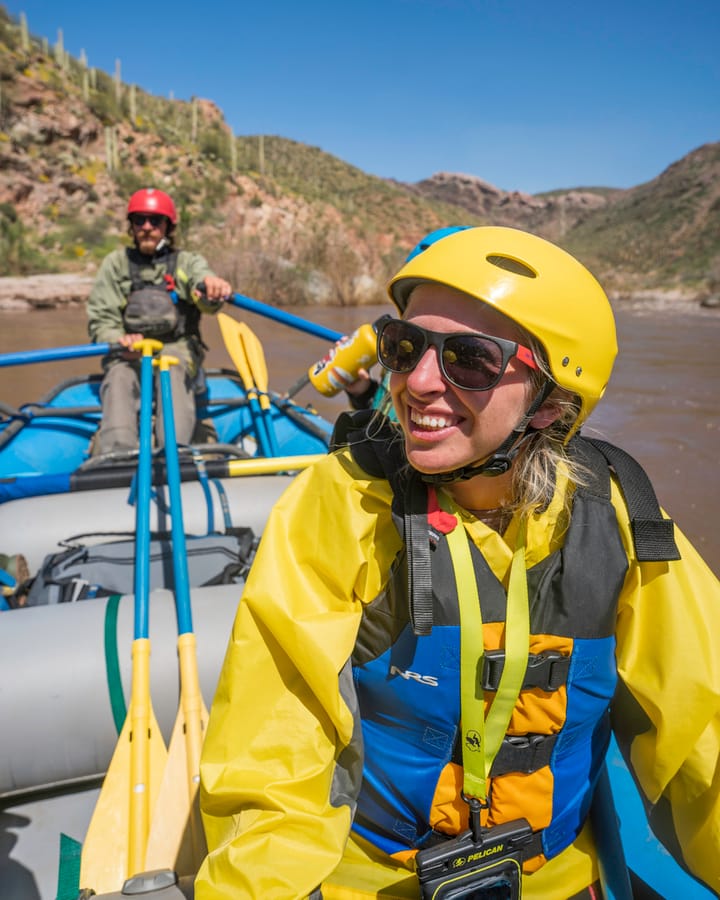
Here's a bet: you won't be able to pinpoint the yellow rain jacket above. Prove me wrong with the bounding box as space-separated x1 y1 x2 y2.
197 447 720 899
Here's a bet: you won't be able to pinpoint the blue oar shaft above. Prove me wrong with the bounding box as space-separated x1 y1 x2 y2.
159 362 193 635
134 350 154 640
0 342 116 368
247 392 272 456
227 294 342 343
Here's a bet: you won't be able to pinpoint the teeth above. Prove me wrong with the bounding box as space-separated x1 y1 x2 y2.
411 410 452 430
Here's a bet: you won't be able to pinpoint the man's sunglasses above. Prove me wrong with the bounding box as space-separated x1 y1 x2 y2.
375 315 538 391
129 213 166 228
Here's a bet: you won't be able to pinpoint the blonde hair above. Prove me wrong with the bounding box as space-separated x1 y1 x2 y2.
509 337 590 520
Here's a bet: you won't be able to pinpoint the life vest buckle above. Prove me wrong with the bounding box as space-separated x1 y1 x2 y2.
482 649 569 692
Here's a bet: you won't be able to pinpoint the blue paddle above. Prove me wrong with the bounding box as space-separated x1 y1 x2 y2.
145 354 210 873
226 293 342 342
0 342 120 368
79 337 167 893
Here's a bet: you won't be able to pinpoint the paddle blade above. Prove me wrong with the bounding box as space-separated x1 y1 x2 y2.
217 312 273 454
144 703 209 875
238 322 269 393
217 312 252 389
79 701 168 894
237 322 280 454
145 634 210 875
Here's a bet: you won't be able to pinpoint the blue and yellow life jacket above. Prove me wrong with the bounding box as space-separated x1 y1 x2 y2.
331 411 680 873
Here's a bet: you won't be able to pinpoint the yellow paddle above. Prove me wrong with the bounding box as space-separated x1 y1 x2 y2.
80 338 168 894
224 453 325 476
217 312 272 456
236 320 280 455
145 356 209 874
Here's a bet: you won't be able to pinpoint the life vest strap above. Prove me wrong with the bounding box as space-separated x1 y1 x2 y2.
490 733 558 777
483 649 570 692
582 437 681 562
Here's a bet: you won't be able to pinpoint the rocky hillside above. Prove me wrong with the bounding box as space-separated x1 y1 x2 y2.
401 173 620 244
0 5 718 307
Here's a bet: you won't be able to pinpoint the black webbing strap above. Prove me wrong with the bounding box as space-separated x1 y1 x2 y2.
490 733 558 777
586 438 681 562
405 473 434 636
330 411 437 636
482 650 570 692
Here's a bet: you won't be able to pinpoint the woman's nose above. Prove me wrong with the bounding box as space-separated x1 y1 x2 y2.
405 347 446 394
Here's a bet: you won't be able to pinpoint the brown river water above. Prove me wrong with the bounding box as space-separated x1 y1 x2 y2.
0 301 718 576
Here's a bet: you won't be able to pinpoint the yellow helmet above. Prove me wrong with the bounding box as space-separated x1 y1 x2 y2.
387 225 617 428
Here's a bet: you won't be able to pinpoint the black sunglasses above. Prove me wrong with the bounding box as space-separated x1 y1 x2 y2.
375 315 537 391
129 213 166 228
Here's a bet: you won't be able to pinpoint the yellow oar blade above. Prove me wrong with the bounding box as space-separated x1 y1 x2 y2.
145 634 210 875
236 321 280 454
218 312 254 393
218 312 275 454
238 322 269 398
79 694 167 893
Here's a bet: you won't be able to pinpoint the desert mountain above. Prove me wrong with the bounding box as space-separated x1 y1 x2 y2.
0 5 718 307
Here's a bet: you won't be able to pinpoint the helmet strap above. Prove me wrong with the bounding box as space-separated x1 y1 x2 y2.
421 379 556 484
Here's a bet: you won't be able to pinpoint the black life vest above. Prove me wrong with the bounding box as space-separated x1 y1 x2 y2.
123 248 200 341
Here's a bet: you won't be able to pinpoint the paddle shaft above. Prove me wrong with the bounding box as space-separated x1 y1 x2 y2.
157 358 193 635
157 356 207 863
0 342 119 368
226 293 342 342
129 341 163 874
78 338 167 893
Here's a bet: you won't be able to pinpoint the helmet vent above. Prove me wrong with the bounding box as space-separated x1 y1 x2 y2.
486 255 537 278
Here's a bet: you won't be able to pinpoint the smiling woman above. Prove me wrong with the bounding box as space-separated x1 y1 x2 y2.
196 226 720 900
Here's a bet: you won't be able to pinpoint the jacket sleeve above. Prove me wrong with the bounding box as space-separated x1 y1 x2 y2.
87 250 129 344
176 251 223 315
612 482 720 894
196 452 400 899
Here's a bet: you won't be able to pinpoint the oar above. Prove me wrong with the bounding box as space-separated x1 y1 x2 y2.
0 341 121 368
226 292 342 342
236 321 280 455
1 454 328 503
79 338 167 894
217 312 272 455
145 355 209 874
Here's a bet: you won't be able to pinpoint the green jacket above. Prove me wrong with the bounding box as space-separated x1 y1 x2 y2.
87 246 221 346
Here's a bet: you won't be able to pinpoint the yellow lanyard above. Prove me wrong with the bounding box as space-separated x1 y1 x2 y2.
440 492 530 804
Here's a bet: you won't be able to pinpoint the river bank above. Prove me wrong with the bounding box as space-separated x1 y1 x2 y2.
1 273 718 312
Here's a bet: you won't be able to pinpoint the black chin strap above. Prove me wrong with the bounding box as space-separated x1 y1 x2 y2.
421 380 557 485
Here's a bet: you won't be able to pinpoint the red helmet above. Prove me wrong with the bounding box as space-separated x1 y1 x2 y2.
127 188 177 225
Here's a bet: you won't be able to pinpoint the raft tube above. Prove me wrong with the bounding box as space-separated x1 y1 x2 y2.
0 585 240 801
0 473 295 572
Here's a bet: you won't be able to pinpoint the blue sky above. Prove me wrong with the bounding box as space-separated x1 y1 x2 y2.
4 0 718 194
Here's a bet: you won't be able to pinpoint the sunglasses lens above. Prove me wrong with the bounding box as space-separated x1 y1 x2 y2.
378 320 424 372
442 335 504 389
130 213 163 227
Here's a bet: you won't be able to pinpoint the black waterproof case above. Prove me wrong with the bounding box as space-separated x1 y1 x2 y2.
415 818 533 899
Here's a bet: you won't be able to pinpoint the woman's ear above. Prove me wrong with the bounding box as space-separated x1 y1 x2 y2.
530 400 562 430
